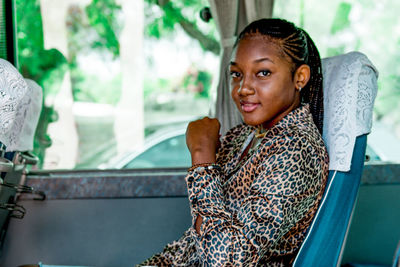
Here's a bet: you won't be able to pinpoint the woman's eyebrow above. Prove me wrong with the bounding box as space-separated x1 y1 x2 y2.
230 57 274 66
254 57 274 64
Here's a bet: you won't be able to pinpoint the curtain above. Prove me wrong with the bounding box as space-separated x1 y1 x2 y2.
209 0 240 135
209 0 274 134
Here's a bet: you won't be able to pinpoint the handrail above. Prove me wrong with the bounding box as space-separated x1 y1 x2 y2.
0 156 14 172
18 151 39 165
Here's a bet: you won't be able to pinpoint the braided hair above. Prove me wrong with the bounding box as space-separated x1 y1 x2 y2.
234 18 324 134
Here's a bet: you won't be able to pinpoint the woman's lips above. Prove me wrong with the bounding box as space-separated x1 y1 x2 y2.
240 101 259 112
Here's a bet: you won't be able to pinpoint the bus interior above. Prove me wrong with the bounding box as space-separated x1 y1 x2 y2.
0 0 400 266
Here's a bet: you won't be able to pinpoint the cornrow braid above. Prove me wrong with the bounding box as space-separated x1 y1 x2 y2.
235 18 324 134
301 30 323 134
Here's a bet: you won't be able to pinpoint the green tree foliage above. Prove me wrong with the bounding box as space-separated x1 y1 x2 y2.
142 0 218 102
67 0 216 105
181 68 212 98
16 0 67 168
85 0 121 57
144 0 220 55
326 2 353 57
66 2 122 105
330 2 352 34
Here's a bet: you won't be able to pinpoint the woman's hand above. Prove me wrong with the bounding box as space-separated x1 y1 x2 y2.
186 117 221 165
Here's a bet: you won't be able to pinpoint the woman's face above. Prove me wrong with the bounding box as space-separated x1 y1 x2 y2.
230 36 301 129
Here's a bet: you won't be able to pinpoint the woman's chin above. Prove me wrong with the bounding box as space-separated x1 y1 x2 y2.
242 118 262 127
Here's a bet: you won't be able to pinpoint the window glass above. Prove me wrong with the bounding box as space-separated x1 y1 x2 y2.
274 0 400 163
122 133 190 169
15 0 219 170
15 0 400 170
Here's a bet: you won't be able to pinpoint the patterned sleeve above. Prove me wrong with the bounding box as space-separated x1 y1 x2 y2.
186 134 327 265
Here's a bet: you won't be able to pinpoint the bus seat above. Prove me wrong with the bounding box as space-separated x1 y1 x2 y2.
0 58 30 239
393 241 400 267
0 59 31 152
0 59 44 248
341 239 399 267
16 79 43 152
293 52 378 267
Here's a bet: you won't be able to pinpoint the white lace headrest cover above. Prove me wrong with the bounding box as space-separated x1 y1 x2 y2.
0 59 31 151
322 52 378 172
13 79 43 151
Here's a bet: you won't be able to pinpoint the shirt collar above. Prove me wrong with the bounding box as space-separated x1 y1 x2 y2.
253 104 311 139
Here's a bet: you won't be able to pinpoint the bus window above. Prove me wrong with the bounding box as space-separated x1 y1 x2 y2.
15 0 218 170
15 0 400 171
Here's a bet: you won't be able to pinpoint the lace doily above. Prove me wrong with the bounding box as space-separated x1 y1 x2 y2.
0 59 32 152
13 79 43 151
322 52 378 171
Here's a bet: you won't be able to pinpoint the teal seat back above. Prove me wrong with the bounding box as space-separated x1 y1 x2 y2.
294 51 378 267
293 134 367 267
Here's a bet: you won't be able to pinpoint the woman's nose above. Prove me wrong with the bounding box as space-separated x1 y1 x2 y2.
238 77 255 96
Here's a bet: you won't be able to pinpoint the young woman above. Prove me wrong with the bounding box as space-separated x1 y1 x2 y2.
138 18 329 266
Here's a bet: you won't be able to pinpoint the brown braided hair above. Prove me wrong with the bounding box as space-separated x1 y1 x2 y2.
234 18 324 134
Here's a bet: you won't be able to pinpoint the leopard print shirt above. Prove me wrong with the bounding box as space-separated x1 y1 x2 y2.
138 104 329 266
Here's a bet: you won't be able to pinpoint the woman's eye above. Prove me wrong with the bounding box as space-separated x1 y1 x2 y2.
230 71 241 79
257 70 271 77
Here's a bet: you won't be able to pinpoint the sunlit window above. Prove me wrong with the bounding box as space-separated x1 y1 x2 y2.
15 0 400 170
16 0 219 170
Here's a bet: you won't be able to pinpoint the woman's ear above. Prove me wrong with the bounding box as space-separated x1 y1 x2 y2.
294 64 311 90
